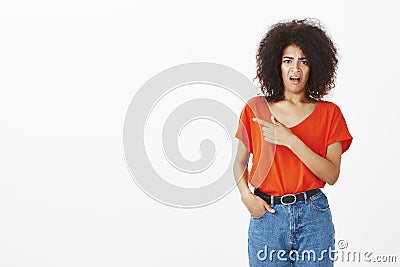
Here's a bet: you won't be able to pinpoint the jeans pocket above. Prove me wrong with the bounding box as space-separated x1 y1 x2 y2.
251 209 268 220
310 191 330 212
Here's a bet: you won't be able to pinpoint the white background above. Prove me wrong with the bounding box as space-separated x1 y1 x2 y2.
1 0 399 266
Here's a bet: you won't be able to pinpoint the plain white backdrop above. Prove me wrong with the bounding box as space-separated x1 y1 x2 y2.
1 0 399 266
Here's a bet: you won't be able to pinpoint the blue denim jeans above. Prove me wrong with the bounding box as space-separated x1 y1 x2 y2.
248 190 335 266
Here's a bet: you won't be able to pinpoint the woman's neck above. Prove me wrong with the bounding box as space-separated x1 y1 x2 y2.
283 91 309 104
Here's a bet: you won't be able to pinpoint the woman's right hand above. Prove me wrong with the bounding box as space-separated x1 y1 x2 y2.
241 192 275 218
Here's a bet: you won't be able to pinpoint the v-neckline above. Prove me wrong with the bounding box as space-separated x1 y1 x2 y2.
262 97 320 129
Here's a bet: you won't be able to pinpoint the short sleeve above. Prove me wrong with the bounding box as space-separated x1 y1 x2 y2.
235 103 254 153
327 105 353 153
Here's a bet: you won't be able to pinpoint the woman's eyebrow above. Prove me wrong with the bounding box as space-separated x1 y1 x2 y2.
282 56 308 60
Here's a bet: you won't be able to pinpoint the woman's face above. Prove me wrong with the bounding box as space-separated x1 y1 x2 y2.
280 45 310 95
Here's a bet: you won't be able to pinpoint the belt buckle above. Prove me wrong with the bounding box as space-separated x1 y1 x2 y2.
280 194 297 205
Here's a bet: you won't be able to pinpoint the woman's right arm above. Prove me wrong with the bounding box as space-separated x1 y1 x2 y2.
233 140 275 216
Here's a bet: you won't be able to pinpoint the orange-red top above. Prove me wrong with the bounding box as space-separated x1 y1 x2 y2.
235 96 353 196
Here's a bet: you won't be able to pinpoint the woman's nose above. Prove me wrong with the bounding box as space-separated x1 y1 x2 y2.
291 66 300 72
291 61 300 71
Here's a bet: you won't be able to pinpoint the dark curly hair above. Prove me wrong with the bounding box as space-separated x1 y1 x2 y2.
255 18 338 102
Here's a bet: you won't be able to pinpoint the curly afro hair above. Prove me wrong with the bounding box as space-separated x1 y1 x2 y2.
255 18 338 102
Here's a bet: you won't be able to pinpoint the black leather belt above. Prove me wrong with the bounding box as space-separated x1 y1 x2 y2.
254 188 320 205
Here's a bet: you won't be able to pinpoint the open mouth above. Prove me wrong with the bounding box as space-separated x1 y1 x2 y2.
290 76 300 81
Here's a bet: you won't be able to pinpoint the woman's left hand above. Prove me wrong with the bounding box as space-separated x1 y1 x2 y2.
252 117 295 148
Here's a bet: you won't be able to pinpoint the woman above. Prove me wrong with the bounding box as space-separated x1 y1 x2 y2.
233 19 352 266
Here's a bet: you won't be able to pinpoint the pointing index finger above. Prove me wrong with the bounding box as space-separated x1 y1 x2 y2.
252 117 272 126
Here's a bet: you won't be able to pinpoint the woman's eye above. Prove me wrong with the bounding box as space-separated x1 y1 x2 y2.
283 59 291 64
301 60 309 65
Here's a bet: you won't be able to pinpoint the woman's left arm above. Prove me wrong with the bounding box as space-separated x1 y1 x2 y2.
289 137 342 185
253 118 342 185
